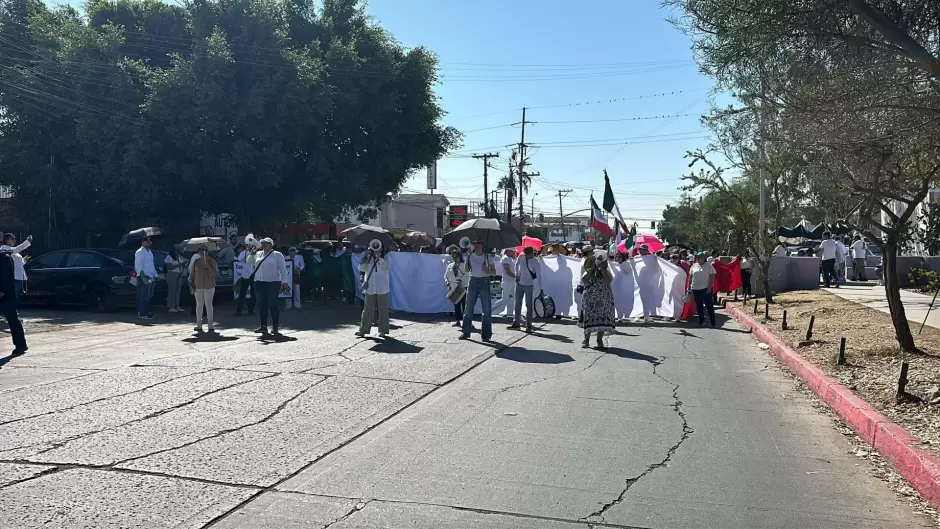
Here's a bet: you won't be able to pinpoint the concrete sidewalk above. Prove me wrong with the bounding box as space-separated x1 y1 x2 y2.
825 284 940 330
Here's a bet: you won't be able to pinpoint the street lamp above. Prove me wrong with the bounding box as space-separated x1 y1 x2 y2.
531 192 538 220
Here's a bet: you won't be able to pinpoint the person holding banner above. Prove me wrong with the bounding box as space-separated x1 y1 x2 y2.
444 246 469 326
579 251 615 349
690 252 717 328
460 238 496 341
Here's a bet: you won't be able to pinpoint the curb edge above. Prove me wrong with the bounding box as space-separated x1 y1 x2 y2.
726 304 940 508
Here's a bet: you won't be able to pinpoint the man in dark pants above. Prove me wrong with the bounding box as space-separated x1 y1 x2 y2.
0 251 27 355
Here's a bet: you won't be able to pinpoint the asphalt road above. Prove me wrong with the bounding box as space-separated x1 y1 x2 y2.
0 303 934 528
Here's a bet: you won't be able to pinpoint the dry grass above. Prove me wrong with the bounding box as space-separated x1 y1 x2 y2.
728 291 940 458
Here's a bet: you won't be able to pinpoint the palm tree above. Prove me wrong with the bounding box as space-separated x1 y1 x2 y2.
497 172 515 223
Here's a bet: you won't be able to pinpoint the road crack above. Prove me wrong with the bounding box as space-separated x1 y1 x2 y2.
321 499 371 529
583 355 694 523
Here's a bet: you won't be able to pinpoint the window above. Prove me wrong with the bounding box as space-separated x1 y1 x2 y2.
64 252 103 268
28 251 66 270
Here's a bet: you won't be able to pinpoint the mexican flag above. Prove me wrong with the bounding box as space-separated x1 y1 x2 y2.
590 195 613 236
625 223 637 248
602 169 627 233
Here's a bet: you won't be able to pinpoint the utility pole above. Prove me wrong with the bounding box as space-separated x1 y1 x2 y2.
558 189 572 240
472 153 499 217
513 108 540 227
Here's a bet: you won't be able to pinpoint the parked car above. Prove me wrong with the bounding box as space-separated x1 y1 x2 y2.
21 248 168 311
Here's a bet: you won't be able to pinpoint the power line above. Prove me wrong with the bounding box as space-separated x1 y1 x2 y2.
446 89 706 120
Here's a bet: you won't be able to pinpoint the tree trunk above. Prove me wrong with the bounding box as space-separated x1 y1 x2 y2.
882 241 917 352
759 258 773 303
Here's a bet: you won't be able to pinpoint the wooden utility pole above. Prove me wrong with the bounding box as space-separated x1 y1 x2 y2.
515 107 539 225
558 189 572 240
472 152 499 217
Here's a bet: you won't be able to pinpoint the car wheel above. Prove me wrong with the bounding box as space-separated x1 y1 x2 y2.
87 285 115 312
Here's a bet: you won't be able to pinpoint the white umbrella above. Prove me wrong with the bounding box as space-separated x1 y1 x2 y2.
178 237 231 252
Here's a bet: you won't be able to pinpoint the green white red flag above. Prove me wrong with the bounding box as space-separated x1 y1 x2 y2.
590 195 613 236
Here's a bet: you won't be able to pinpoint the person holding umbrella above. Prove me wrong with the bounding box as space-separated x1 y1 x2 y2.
461 237 496 341
253 237 289 335
191 245 218 333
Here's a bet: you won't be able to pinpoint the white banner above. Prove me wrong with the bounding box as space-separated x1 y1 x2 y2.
350 252 685 318
233 260 292 299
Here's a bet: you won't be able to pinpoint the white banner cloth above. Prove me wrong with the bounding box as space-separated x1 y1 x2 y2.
351 252 685 318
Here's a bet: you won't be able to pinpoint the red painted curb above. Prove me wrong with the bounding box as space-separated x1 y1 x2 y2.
727 304 940 508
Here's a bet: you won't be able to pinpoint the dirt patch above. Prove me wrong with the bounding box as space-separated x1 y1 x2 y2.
727 291 940 461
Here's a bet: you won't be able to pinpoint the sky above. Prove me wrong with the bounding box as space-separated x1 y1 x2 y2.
365 0 716 232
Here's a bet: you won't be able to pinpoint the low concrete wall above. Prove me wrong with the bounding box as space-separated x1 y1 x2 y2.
749 256 820 297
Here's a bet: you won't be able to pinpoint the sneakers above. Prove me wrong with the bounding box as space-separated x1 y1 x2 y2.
581 338 590 349
458 334 470 340
507 324 521 330
194 326 203 333
354 331 365 337
11 347 27 356
254 326 269 334
378 332 387 339
168 308 178 313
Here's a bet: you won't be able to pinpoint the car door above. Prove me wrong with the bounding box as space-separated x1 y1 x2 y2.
23 251 67 302
58 251 106 303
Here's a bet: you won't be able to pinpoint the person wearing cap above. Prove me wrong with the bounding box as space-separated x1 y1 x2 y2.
253 237 289 335
284 247 305 310
444 245 469 326
690 251 717 328
460 237 496 341
509 246 542 332
134 236 157 319
191 246 219 333
357 240 391 338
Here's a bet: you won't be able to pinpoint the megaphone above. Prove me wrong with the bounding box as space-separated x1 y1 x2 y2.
244 232 261 250
458 236 471 250
368 239 383 252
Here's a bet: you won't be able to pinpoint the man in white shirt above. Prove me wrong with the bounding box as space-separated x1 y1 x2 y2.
509 246 542 332
499 249 517 321
284 247 305 310
1 233 32 302
851 234 868 281
835 237 847 285
817 232 839 288
134 237 158 319
253 238 289 335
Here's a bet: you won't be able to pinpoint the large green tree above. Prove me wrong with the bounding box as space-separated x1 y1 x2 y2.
0 0 459 235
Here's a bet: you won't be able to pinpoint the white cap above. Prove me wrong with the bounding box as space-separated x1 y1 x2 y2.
260 237 274 245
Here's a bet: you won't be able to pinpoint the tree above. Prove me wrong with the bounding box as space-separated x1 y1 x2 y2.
667 0 940 352
0 0 459 235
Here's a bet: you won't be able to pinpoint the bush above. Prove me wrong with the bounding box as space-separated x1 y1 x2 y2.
908 268 940 293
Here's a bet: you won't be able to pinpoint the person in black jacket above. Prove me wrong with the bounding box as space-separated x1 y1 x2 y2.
0 251 27 355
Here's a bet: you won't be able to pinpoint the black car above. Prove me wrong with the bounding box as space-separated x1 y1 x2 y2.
21 248 168 311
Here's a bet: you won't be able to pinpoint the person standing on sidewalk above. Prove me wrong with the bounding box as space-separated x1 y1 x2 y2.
1 233 31 302
445 246 469 326
0 250 26 355
164 247 185 313
191 246 218 333
851 234 868 281
499 248 517 322
460 238 496 341
835 236 847 285
690 251 717 328
817 232 838 288
253 238 289 336
509 246 542 332
738 249 753 300
134 237 157 319
356 241 391 338
234 244 256 316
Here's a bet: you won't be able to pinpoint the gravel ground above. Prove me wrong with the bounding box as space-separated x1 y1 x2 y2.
728 291 940 462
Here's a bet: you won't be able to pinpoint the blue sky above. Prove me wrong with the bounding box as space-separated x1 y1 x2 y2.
366 0 715 229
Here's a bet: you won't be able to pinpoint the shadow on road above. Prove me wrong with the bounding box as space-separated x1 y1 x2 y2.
496 348 574 364
606 347 660 365
675 329 701 339
181 334 240 343
369 338 423 354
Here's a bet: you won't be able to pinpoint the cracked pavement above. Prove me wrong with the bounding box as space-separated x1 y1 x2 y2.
0 304 935 528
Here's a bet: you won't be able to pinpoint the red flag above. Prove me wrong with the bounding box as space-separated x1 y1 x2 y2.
590 195 613 236
712 256 743 293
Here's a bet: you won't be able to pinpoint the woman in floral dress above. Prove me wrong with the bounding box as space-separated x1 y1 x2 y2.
579 251 615 349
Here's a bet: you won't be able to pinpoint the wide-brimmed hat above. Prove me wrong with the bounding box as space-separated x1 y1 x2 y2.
260 237 274 245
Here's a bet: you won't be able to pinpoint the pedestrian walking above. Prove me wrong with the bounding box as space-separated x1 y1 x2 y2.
134 237 157 319
191 246 218 333
164 247 185 312
739 249 753 300
509 246 541 332
460 238 496 341
817 232 838 288
0 233 31 302
851 234 868 281
445 246 469 326
253 238 289 336
284 247 305 310
690 251 717 328
579 252 615 349
356 240 391 338
0 250 27 355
